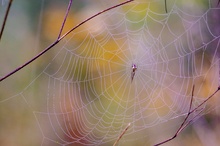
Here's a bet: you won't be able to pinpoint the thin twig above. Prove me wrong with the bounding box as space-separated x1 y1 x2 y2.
154 85 195 146
0 0 13 41
189 87 220 114
0 0 134 82
59 0 134 41
164 0 167 13
57 0 72 39
154 85 220 146
113 123 131 146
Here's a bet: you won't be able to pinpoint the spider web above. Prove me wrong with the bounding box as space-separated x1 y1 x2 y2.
0 0 220 146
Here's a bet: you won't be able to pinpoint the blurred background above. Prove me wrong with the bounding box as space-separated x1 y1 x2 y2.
0 0 220 146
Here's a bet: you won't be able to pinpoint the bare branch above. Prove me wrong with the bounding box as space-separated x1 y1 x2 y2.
154 84 220 146
154 85 195 146
57 0 72 39
190 87 220 114
0 0 134 82
58 0 134 41
113 123 131 146
164 0 167 13
0 0 13 41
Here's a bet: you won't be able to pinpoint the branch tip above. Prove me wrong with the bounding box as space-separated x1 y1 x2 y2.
0 0 133 82
113 123 131 146
0 0 13 41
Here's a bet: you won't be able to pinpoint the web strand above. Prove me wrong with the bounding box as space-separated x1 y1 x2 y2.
0 0 134 82
0 0 220 146
154 85 220 146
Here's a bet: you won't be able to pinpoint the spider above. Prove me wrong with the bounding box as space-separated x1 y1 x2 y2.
131 64 137 82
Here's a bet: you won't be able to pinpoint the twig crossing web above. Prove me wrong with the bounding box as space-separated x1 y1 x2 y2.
154 85 220 146
0 0 220 146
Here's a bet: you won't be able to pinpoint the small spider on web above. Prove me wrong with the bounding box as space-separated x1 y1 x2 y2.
1 0 220 146
131 63 137 82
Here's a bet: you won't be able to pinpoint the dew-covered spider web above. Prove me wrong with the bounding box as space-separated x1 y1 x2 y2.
0 0 220 146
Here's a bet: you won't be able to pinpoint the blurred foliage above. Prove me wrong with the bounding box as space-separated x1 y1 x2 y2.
0 0 220 146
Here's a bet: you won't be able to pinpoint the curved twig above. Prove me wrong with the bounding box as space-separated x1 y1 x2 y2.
113 123 131 146
0 0 134 82
0 0 13 41
164 0 167 13
154 85 220 146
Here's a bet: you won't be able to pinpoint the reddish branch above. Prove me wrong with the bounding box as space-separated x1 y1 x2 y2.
1 1 219 145
154 85 220 146
0 0 13 41
57 0 73 39
0 0 134 82
113 123 131 146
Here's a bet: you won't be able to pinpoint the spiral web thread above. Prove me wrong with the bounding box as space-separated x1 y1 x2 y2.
0 0 220 146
